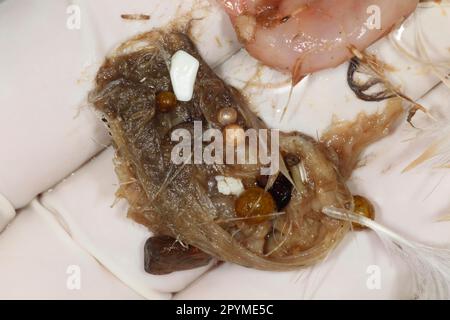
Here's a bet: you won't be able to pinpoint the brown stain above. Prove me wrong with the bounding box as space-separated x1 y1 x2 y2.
215 36 223 47
121 14 151 21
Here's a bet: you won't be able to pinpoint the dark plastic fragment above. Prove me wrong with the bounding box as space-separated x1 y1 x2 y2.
144 235 212 275
257 174 293 211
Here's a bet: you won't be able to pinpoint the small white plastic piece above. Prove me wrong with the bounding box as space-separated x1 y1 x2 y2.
0 193 16 232
170 50 200 102
215 176 245 196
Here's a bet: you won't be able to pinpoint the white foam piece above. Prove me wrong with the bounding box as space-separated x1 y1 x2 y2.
215 176 245 196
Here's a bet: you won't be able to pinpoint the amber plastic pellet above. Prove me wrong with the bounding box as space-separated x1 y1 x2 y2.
156 91 177 113
235 187 276 224
352 195 375 230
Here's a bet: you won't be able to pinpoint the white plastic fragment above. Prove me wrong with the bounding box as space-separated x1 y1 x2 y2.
0 193 16 232
215 176 245 196
170 50 200 102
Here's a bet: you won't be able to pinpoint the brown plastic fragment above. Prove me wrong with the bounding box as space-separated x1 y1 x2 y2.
144 236 212 275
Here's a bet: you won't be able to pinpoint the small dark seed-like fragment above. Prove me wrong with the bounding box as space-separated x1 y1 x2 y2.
256 175 269 188
269 174 293 210
144 235 212 275
257 174 293 210
284 154 300 167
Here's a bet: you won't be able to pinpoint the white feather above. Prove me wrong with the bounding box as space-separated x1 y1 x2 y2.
323 206 450 299
403 107 450 171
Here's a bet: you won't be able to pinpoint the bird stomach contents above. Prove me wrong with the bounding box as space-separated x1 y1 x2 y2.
90 30 401 274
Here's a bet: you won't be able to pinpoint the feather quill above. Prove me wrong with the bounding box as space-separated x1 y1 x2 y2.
403 107 450 171
323 206 450 299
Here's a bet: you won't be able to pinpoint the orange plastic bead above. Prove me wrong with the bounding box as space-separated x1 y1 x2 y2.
352 195 375 230
235 187 276 224
156 91 177 113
